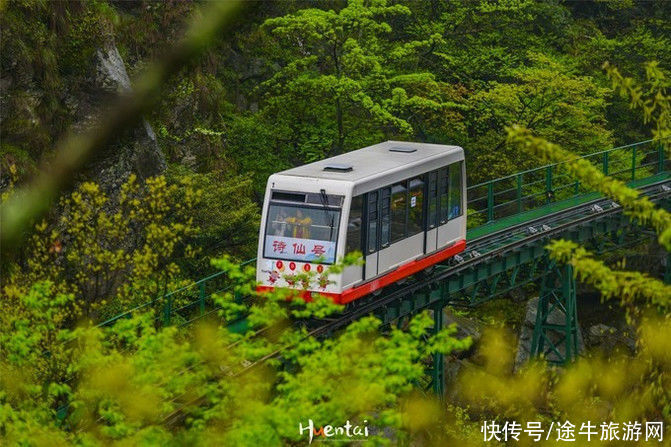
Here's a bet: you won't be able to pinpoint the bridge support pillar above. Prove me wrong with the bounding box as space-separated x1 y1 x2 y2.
432 301 445 399
530 263 579 365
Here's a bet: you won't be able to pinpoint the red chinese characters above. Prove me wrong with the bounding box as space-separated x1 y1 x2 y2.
311 244 326 256
292 243 306 255
265 235 334 264
272 240 287 253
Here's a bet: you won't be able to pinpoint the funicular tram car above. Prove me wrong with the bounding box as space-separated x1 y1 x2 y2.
256 141 466 305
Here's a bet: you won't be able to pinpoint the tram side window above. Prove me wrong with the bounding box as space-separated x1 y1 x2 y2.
390 181 407 243
438 167 449 224
380 188 391 248
408 177 424 235
448 162 463 219
346 195 363 254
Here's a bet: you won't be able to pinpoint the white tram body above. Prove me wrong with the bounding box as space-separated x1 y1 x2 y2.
256 141 467 304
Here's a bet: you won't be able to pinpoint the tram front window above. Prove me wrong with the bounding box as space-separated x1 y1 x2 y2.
264 204 341 264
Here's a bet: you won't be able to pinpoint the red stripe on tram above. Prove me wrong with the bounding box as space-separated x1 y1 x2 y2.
256 239 466 305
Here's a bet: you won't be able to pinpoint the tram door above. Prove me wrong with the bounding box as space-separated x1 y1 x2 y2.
364 192 378 280
425 171 439 253
364 187 391 280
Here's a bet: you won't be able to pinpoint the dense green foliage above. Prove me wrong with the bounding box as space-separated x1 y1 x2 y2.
3 175 202 318
0 258 473 445
3 0 670 192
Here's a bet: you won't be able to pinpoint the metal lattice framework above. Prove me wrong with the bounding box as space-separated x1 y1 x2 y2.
530 263 578 365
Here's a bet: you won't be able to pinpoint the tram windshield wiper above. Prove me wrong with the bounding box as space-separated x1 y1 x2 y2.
319 189 335 240
319 189 329 208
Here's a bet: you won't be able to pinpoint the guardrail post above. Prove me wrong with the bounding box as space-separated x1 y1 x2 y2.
562 264 578 362
631 144 637 180
199 282 206 315
658 143 665 173
603 151 609 175
516 173 522 213
545 166 553 204
487 182 494 222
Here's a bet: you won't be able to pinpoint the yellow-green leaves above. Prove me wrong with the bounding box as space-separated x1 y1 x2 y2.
502 66 671 437
547 239 671 313
507 125 671 250
5 174 201 321
604 61 670 149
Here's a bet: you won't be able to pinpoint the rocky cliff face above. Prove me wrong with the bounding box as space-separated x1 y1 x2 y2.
74 43 166 193
1 5 167 195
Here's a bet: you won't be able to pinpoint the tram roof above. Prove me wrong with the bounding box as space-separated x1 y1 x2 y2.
277 141 463 184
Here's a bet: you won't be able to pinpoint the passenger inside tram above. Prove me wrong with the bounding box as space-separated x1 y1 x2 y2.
286 209 312 238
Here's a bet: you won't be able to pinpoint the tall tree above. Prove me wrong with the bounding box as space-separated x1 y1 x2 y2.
260 0 458 161
468 53 612 181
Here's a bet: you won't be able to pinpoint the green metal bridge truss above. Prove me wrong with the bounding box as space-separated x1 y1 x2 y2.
96 139 670 398
361 181 669 395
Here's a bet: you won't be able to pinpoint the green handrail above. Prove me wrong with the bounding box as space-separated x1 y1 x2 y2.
97 258 257 328
467 138 668 224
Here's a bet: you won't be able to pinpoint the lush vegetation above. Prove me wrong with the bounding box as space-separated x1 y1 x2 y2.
1 0 670 445
3 1 669 193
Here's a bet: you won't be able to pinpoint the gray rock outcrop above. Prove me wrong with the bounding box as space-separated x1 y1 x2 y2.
585 323 636 354
74 43 166 192
441 308 484 398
